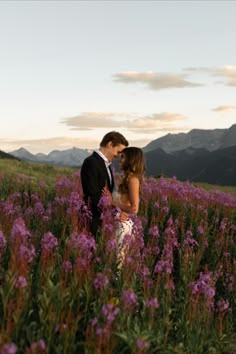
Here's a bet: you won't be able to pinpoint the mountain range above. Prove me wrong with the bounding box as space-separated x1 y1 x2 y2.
144 145 236 186
143 123 236 152
143 123 236 186
9 147 90 168
1 123 236 186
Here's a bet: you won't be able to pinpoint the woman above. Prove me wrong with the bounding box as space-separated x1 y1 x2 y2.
103 147 145 267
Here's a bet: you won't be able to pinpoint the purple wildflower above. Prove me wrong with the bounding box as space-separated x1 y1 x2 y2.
41 232 58 255
3 201 17 217
183 230 199 249
189 271 216 307
33 202 45 216
101 304 120 323
10 217 31 245
93 273 109 291
18 244 36 264
148 225 159 238
154 260 173 274
62 260 73 273
145 297 159 309
0 343 17 354
121 289 138 310
28 339 46 352
220 218 228 232
67 232 96 259
105 238 117 253
197 225 204 236
136 338 150 350
24 207 34 218
14 276 28 288
98 195 111 209
162 206 169 214
0 230 6 252
89 317 98 328
95 326 109 337
102 223 114 234
66 192 83 215
216 299 230 313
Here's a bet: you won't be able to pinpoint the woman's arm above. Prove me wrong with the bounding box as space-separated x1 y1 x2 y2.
112 176 139 214
127 176 140 214
102 176 140 214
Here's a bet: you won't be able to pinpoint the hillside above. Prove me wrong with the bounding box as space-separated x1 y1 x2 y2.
0 150 19 160
144 145 236 186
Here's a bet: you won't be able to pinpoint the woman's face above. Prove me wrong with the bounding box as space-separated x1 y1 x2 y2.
119 152 126 170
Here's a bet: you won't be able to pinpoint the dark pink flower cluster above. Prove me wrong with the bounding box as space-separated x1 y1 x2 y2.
41 232 58 257
0 230 6 255
101 303 120 323
10 217 31 246
14 275 28 289
190 271 217 308
93 273 109 291
216 299 230 313
0 343 17 354
145 297 159 309
27 339 46 353
67 231 96 260
121 289 138 310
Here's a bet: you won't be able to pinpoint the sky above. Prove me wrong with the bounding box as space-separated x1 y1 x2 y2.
0 0 236 154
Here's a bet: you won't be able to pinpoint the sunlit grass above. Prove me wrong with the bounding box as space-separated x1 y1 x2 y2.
0 159 76 187
194 181 236 195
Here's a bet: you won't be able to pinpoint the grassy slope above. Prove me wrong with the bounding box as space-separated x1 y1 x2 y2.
0 158 236 195
0 159 76 188
194 181 236 195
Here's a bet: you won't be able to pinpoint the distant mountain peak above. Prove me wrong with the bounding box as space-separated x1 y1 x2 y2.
10 147 38 162
10 146 90 167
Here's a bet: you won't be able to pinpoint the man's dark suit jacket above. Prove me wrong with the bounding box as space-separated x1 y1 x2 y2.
80 151 114 236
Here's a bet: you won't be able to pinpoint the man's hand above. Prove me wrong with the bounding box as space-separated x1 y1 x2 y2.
120 211 128 222
102 185 112 205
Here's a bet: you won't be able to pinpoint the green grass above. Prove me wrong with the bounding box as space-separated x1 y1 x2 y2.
0 159 76 187
194 181 236 195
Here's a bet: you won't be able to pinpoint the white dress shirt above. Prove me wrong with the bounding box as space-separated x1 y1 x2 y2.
95 149 112 184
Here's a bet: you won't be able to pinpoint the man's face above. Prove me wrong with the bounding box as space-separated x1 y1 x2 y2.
106 142 126 161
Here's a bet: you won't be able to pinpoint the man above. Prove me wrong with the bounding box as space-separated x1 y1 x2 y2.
80 131 129 236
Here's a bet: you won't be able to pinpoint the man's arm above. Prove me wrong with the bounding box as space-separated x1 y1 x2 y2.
81 159 103 210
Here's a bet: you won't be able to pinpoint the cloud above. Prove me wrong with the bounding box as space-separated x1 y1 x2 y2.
61 111 187 133
61 112 135 130
184 65 236 86
213 66 236 86
212 105 236 113
113 71 202 90
126 113 187 133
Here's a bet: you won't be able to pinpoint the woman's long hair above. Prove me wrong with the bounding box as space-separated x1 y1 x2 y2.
118 147 145 194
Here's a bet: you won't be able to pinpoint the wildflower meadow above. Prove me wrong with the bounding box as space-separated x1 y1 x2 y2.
0 162 235 353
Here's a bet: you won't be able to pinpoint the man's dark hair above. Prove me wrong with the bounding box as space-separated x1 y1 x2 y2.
100 131 129 147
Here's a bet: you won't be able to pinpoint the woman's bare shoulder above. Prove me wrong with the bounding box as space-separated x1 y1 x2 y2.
128 175 140 185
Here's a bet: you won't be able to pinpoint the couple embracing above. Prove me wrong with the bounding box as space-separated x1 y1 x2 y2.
80 131 145 265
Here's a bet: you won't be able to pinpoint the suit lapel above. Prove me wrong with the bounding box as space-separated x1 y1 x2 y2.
93 152 114 191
